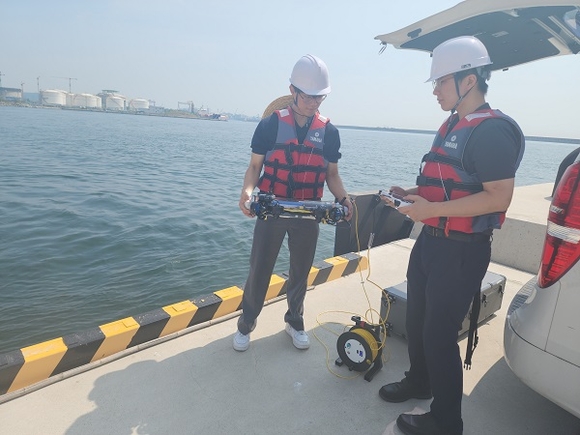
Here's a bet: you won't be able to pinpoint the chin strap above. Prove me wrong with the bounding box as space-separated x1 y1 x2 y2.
450 86 472 114
449 75 477 114
290 104 313 127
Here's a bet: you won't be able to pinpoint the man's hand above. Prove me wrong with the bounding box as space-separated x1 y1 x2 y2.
396 194 430 222
239 192 254 217
341 198 353 222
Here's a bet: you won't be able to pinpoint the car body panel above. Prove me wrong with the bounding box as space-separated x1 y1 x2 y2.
504 314 580 418
545 267 580 366
506 278 558 350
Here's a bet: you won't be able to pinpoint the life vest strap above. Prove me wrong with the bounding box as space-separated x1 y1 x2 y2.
416 175 483 193
422 151 464 169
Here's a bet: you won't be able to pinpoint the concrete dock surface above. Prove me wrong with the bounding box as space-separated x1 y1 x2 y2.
1 183 579 435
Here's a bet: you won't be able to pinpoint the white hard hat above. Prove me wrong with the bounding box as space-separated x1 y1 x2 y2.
289 54 331 95
426 36 492 82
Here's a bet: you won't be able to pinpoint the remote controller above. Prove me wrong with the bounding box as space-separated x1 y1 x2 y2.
379 190 413 208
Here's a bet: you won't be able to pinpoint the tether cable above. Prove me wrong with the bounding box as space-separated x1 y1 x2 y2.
312 197 393 378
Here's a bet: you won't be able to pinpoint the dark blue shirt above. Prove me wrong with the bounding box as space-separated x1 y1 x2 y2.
462 104 523 182
250 112 342 163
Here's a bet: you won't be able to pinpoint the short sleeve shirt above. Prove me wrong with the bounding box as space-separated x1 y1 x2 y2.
462 104 523 183
250 112 342 163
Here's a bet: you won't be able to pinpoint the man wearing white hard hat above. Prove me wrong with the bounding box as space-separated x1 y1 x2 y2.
233 54 351 352
379 36 525 435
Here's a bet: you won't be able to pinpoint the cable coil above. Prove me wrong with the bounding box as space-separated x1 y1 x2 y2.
336 323 381 373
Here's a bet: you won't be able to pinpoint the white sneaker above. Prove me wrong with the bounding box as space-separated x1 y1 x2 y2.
233 331 250 352
285 323 310 349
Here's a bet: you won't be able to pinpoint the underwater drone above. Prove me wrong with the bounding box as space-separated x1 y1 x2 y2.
248 193 346 225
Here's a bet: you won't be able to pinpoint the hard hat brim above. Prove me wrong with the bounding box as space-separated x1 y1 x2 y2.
425 61 493 83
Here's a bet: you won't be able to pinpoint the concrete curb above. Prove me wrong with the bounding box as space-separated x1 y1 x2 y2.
0 252 368 396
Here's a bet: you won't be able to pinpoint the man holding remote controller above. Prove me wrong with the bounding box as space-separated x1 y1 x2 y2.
379 36 525 435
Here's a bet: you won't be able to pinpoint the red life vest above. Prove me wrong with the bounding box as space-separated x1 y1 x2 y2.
256 107 329 200
417 109 524 234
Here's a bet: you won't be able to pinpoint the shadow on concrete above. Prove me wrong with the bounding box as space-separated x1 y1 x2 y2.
464 356 580 435
62 320 580 435
63 324 408 435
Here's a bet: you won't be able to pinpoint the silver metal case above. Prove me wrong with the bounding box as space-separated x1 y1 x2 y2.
381 271 506 338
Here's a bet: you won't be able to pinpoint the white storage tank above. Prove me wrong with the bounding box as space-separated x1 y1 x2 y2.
88 94 101 108
70 93 101 108
128 98 149 111
1 88 22 99
106 95 126 110
41 89 67 106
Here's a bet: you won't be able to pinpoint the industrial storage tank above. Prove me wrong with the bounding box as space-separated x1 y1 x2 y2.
70 93 101 108
87 94 101 108
128 98 149 111
41 89 67 106
0 88 22 99
105 95 126 110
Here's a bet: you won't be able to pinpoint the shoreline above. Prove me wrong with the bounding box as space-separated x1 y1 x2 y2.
336 124 580 145
2 101 579 144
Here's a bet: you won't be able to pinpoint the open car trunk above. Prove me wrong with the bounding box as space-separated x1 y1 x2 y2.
375 0 580 71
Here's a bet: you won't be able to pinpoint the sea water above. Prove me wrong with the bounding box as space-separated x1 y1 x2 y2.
1 105 577 353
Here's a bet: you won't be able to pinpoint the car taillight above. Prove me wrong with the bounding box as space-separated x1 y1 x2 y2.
539 161 580 288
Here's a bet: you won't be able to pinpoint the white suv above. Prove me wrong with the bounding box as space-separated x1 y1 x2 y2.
375 0 580 419
504 154 580 418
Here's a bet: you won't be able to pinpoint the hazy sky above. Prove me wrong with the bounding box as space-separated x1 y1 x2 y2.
2 0 579 138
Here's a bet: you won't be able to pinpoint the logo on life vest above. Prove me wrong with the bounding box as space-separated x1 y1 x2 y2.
444 135 458 149
310 132 323 143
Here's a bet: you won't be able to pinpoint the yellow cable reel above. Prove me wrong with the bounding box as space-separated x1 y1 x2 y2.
336 316 383 380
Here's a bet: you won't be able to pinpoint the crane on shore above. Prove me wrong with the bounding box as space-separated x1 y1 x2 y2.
53 76 78 93
178 101 195 113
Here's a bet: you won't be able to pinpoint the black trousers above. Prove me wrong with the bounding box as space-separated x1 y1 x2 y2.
405 229 491 435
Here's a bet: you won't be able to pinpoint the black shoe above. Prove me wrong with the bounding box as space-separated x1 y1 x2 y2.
379 377 432 403
396 412 450 435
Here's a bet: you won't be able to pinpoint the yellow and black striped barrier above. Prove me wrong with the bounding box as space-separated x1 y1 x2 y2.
0 252 367 396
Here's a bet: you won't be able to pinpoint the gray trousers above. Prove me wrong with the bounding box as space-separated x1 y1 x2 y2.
237 217 319 335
